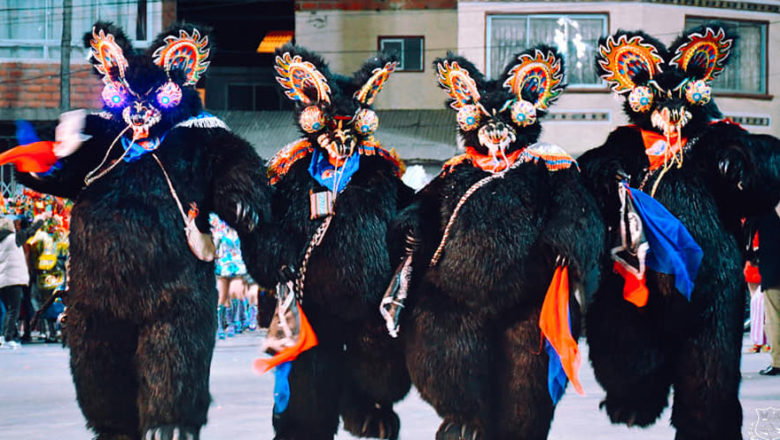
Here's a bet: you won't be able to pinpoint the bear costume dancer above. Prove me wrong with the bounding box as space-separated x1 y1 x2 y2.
391 48 604 440
243 46 412 440
580 24 780 439
0 22 270 440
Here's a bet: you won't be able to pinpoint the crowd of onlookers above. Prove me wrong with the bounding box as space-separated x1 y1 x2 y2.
0 189 70 349
0 188 274 350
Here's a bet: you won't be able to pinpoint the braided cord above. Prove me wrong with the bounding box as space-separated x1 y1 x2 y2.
295 214 333 300
430 162 522 267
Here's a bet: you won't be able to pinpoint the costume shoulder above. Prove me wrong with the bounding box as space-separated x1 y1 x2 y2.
697 118 748 145
578 125 648 185
442 154 470 175
358 138 405 178
523 142 578 172
267 139 313 185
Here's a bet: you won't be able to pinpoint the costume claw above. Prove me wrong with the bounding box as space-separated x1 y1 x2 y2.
143 426 196 440
436 421 482 440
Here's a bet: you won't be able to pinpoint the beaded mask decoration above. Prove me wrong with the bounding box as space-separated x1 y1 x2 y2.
436 47 565 166
275 45 397 161
597 26 732 116
88 23 212 141
596 25 735 195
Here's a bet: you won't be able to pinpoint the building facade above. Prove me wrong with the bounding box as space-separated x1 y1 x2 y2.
0 0 174 120
295 0 779 155
294 0 459 110
458 0 779 153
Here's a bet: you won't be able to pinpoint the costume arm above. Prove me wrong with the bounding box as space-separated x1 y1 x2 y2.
578 127 648 228
538 167 606 303
693 122 780 226
200 128 279 286
15 115 121 199
387 174 445 267
203 128 271 236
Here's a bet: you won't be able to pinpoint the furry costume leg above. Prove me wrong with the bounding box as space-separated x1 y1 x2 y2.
272 343 344 440
135 286 216 439
496 311 555 440
340 320 410 440
67 304 140 439
587 273 673 427
669 286 744 440
405 293 495 439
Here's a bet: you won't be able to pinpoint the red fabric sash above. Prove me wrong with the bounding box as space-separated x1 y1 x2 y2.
0 141 57 173
539 266 584 395
253 302 318 373
463 147 524 173
613 261 649 307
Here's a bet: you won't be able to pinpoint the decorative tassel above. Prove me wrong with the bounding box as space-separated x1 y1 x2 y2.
539 265 583 404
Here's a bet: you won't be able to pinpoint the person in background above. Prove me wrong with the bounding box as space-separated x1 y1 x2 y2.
0 216 31 349
27 215 69 343
0 295 6 339
745 230 769 353
211 214 249 339
759 209 780 375
243 275 259 332
16 214 47 342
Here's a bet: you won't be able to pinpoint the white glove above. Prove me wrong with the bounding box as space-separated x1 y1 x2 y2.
53 109 92 158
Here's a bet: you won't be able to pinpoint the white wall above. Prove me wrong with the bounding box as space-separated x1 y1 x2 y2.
295 9 458 110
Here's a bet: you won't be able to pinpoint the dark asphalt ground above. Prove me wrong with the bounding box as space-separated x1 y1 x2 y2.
0 332 777 439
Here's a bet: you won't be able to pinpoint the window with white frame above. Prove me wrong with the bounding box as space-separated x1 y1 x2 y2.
378 36 424 72
486 14 608 88
684 17 767 95
0 0 163 61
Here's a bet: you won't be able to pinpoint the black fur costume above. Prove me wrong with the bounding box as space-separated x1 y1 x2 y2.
391 48 604 440
14 23 270 440
580 25 780 439
241 45 412 440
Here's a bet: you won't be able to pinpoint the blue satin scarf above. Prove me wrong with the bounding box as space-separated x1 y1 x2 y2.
308 149 360 193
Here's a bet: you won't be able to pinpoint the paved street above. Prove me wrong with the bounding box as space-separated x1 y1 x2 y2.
0 332 777 440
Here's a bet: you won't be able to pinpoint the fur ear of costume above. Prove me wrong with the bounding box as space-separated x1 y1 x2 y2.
669 24 735 82
150 24 212 86
435 54 484 110
500 45 565 111
596 31 666 93
353 54 397 106
275 44 332 106
84 21 133 84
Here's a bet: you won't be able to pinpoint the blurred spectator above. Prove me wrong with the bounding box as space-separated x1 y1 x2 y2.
744 231 768 353
211 214 248 339
27 218 69 343
759 210 780 376
0 216 31 349
1 189 71 343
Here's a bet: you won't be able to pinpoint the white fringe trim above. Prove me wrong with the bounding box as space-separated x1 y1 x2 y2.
175 116 229 130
